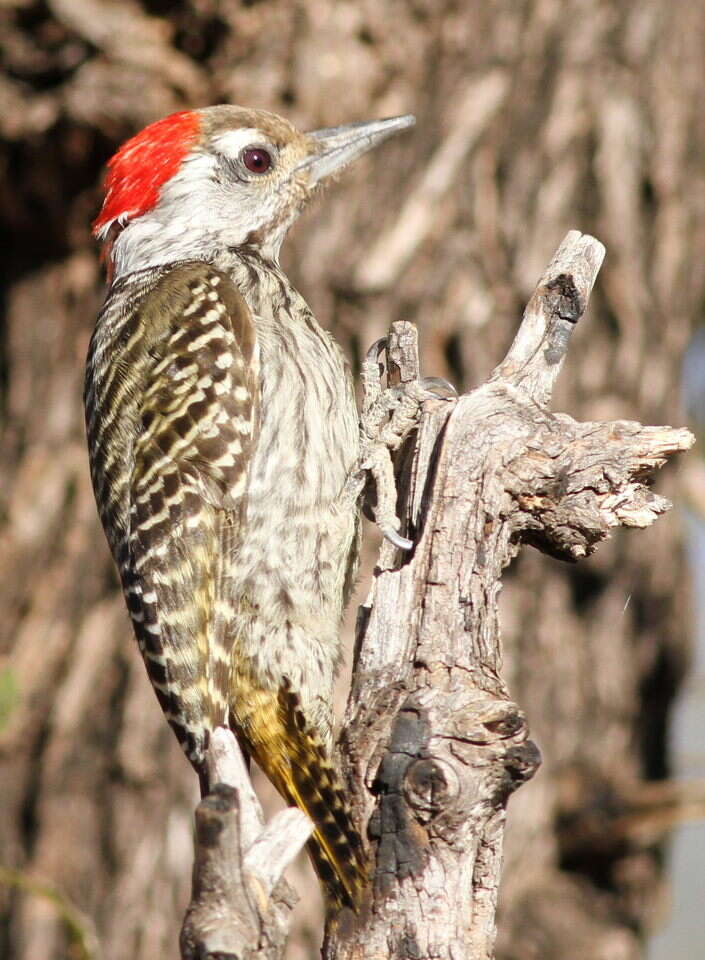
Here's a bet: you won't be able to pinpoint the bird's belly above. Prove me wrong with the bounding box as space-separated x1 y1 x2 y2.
229 384 360 725
239 424 359 620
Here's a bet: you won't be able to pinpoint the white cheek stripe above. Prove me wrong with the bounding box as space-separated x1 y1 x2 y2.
212 128 273 160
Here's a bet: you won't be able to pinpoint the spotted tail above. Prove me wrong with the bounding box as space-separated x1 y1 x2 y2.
231 677 366 911
276 681 366 911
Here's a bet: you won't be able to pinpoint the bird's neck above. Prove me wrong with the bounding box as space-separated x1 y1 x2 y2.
214 246 308 329
108 215 286 284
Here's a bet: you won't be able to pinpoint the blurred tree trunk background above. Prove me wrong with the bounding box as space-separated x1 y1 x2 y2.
1 2 703 958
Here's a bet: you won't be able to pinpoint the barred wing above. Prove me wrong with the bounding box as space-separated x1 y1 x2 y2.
124 263 257 772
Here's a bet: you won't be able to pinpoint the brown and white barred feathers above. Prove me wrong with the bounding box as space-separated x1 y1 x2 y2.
85 262 365 911
82 104 419 912
276 682 366 909
85 264 255 767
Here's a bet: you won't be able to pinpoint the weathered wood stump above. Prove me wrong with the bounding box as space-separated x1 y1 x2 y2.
182 232 693 960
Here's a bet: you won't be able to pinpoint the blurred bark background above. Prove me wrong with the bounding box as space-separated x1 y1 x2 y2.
1 1 703 958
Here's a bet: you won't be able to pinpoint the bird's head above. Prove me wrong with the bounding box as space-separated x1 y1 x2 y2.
94 105 415 282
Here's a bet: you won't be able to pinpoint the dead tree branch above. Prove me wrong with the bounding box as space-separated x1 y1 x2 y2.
179 728 312 960
324 230 693 959
178 232 692 960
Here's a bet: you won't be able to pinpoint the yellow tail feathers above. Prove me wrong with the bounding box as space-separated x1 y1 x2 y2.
276 680 366 911
230 678 366 911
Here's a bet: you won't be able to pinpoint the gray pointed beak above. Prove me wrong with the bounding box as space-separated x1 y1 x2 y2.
301 114 415 185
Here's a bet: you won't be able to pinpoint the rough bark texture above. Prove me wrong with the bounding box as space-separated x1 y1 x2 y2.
324 234 691 960
167 235 692 960
1 2 703 959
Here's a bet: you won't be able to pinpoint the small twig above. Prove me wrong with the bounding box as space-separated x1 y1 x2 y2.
180 785 258 960
206 726 264 837
386 321 421 385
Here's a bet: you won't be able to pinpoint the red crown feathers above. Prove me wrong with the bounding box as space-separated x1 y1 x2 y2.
93 111 201 237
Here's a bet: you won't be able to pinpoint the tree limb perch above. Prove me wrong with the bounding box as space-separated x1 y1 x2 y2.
180 728 313 960
180 232 693 960
327 230 693 960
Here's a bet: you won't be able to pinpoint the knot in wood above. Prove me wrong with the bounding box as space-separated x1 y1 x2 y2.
204 782 238 813
452 700 527 745
196 784 238 847
196 809 226 848
482 711 525 741
503 740 542 788
403 757 459 823
543 273 582 324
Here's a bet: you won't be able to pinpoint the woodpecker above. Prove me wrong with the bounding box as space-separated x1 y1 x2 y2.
84 105 414 910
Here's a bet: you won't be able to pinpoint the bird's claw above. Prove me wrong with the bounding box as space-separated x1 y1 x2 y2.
379 524 414 552
356 347 457 552
417 376 458 400
365 337 388 365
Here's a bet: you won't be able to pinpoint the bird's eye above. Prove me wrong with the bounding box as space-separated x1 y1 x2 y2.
242 148 272 174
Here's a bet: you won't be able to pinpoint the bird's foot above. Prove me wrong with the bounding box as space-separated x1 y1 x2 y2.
354 338 457 551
